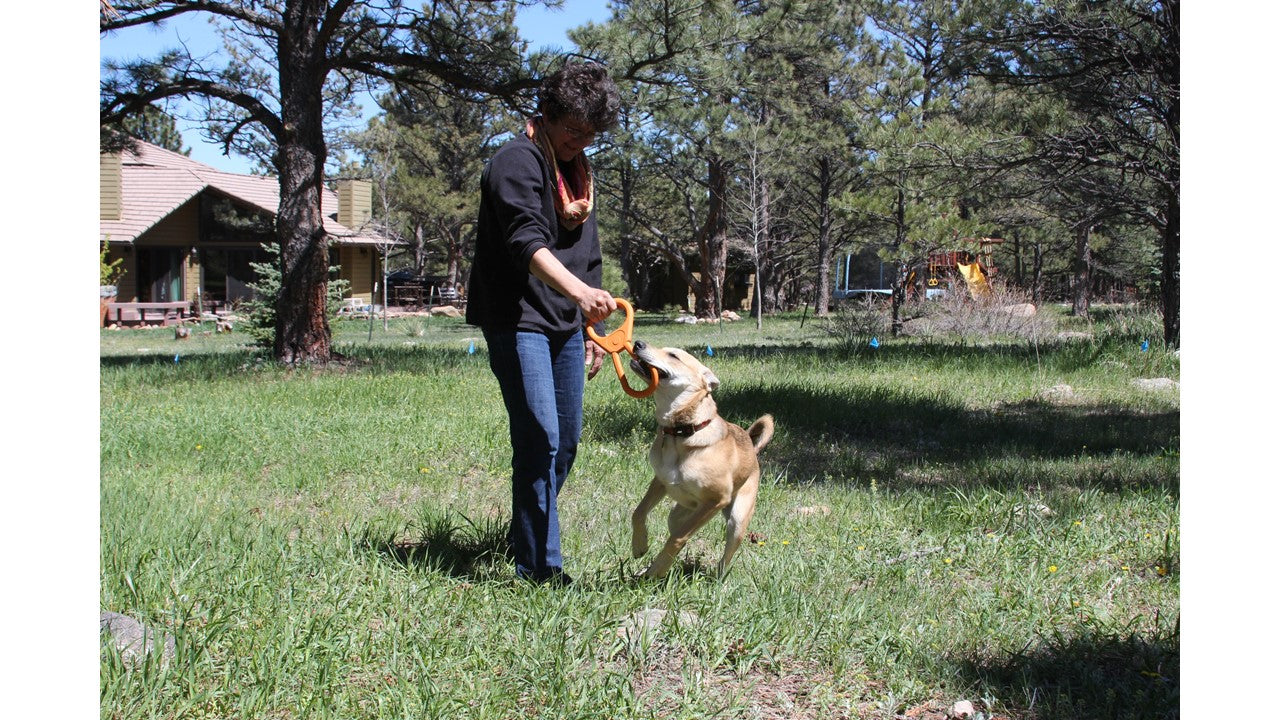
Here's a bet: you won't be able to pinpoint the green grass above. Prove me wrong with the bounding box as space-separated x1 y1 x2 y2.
101 305 1178 719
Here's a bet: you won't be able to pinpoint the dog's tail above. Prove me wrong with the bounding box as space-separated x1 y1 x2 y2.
747 414 775 452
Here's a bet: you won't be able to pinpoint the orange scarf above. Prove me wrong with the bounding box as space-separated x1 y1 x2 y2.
526 117 594 230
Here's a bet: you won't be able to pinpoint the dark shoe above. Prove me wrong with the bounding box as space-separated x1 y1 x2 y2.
518 568 574 587
544 569 574 587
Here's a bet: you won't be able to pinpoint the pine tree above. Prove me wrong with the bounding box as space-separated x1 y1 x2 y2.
102 1 534 363
353 90 513 290
972 0 1179 344
841 0 988 335
112 104 191 154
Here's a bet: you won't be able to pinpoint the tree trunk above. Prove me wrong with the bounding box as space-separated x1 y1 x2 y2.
815 156 833 317
619 152 636 299
694 155 729 319
412 224 427 274
890 187 907 336
890 261 909 336
273 0 331 364
1031 239 1044 303
1071 222 1092 317
1012 229 1024 288
445 226 462 289
755 166 771 330
1161 190 1179 347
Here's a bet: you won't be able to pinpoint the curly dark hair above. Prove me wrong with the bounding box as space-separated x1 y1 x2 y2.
537 61 621 132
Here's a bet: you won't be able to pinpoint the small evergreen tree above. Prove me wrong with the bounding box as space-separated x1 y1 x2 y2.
243 243 349 350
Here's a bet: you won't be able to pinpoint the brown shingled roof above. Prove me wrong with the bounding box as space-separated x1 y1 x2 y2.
100 140 392 246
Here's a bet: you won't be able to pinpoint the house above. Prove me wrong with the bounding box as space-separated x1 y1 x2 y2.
100 139 393 311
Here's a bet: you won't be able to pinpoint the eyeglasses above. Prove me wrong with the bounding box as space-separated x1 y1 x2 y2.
557 120 598 142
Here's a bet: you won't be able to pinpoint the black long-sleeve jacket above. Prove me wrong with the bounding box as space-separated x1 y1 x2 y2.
465 132 603 336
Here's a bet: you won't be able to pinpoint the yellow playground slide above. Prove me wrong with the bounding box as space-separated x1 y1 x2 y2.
956 262 991 298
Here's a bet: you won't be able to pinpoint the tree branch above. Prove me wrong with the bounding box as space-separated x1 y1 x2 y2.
100 0 279 34
102 75 283 139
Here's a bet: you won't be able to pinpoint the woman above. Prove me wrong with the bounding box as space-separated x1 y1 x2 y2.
465 62 620 585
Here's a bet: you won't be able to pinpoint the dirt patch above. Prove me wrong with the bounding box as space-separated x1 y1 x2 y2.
627 652 848 720
377 485 428 509
597 612 855 720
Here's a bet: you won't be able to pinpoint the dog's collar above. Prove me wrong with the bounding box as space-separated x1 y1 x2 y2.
660 418 713 438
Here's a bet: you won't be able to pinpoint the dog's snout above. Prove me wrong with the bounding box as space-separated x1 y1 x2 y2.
633 339 647 351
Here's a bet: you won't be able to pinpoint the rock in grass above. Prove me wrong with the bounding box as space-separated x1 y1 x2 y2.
1037 384 1075 402
429 305 463 318
951 699 977 718
100 611 175 666
1132 377 1178 391
615 608 699 644
1056 331 1094 341
1013 503 1054 519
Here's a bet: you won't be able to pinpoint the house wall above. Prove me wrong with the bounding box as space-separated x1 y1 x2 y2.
337 180 372 229
121 198 200 303
336 245 378 302
100 153 122 220
674 272 754 313
185 253 201 304
139 197 200 249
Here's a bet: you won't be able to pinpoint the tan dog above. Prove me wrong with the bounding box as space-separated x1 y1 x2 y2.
628 340 774 578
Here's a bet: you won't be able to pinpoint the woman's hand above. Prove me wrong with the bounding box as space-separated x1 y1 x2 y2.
585 338 607 379
575 287 617 326
527 247 617 325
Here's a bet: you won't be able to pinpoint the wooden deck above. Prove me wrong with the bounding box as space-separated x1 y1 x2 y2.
105 301 193 326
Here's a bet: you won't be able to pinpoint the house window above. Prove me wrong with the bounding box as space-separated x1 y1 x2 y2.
202 247 267 304
198 193 275 305
136 247 183 302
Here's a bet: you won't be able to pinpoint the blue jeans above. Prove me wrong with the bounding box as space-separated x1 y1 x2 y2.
482 328 585 581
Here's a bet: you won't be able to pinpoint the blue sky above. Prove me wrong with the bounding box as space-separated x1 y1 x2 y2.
99 1 614 174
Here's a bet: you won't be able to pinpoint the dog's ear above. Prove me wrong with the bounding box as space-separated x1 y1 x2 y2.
702 367 720 391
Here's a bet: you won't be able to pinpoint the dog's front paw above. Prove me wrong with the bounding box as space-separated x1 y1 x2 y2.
631 529 649 559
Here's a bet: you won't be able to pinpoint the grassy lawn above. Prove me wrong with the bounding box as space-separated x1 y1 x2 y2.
100 304 1179 719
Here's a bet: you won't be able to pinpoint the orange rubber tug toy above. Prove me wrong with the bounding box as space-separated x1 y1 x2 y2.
585 298 659 398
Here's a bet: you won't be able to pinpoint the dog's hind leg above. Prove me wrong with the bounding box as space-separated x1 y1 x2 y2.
631 478 667 559
717 473 759 577
643 499 726 578
667 502 699 536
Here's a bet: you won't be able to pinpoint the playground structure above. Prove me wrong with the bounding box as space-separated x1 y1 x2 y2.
921 237 1003 299
832 237 1004 302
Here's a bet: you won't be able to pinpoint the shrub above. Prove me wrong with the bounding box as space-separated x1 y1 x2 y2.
100 238 125 287
904 283 1052 342
242 243 351 349
823 295 890 352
